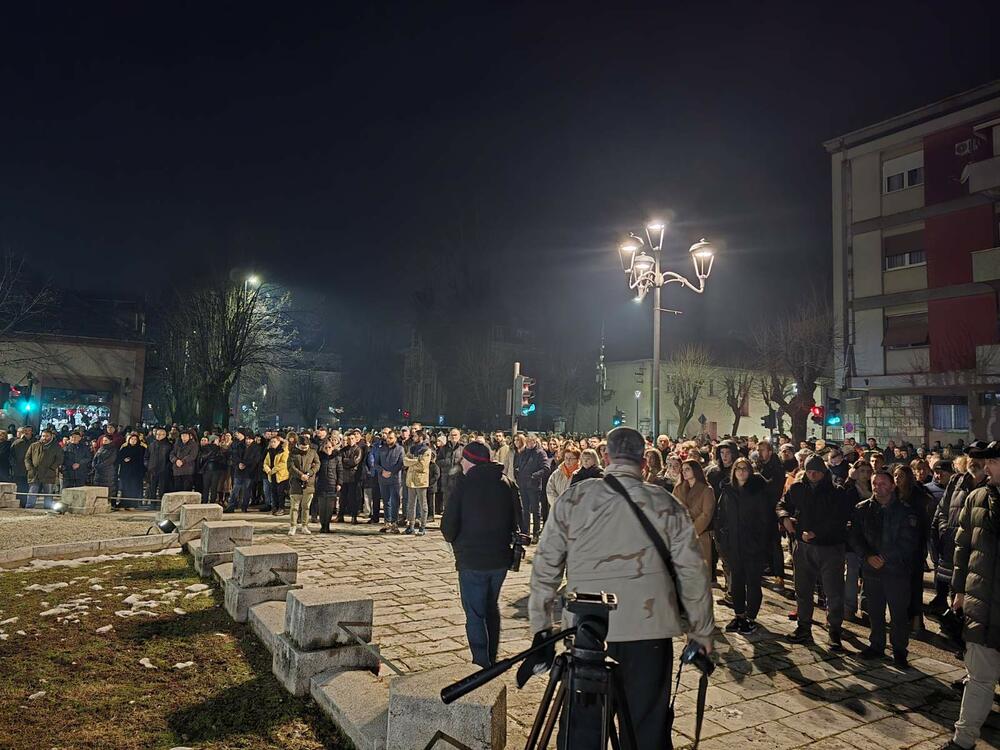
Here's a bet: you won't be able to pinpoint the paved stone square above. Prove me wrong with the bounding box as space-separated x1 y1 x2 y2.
249 521 999 749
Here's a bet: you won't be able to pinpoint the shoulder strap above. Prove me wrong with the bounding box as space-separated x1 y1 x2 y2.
603 474 687 619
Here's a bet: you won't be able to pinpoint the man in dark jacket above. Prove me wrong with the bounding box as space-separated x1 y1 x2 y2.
62 430 92 489
755 440 787 590
145 427 172 499
777 454 852 648
11 425 34 501
706 438 738 498
513 433 550 543
441 441 522 668
0 431 12 483
375 430 404 532
929 459 985 614
438 428 464 513
228 431 262 513
947 440 1000 750
850 469 923 667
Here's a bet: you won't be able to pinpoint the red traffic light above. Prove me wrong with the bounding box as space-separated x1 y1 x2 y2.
810 405 823 417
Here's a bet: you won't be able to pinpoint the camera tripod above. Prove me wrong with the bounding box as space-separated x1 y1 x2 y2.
524 626 638 750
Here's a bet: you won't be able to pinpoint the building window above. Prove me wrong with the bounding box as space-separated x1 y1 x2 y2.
930 397 969 432
883 229 925 271
884 249 926 270
883 313 929 349
882 151 924 194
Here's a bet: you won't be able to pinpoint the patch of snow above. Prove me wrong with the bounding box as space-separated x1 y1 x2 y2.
96 625 113 634
138 657 156 669
184 583 209 593
27 691 46 701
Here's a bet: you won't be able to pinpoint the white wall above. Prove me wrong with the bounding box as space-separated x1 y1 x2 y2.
853 308 885 377
853 230 883 298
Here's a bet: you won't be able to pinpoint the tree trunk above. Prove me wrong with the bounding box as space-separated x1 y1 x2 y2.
788 390 814 445
731 414 742 436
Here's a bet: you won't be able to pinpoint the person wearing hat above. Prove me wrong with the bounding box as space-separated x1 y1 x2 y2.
777 452 852 648
61 428 92 489
850 468 924 667
947 440 1000 750
525 427 714 750
440 440 524 668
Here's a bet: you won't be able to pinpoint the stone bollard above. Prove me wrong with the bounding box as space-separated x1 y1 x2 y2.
0 482 18 509
387 664 507 750
61 486 111 515
190 520 253 577
223 544 301 623
272 587 379 696
158 491 201 522
178 503 224 546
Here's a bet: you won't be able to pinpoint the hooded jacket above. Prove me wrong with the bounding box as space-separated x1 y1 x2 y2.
934 472 989 586
529 462 715 645
952 484 1000 649
316 449 342 496
545 462 575 506
715 473 771 565
705 439 738 498
441 462 522 571
263 444 290 484
776 472 852 546
288 444 321 493
403 443 432 488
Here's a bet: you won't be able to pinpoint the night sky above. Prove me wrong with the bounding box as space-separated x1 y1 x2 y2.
2 2 998 360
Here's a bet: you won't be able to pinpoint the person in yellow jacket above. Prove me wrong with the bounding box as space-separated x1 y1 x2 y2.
263 436 290 516
402 436 432 535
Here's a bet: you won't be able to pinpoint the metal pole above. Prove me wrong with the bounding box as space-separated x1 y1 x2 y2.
511 361 520 436
635 395 639 427
651 254 662 439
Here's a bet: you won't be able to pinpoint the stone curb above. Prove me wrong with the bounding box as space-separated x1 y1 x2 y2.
0 533 180 568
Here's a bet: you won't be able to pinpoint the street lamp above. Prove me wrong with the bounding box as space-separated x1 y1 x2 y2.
619 222 716 437
634 390 641 428
233 274 262 424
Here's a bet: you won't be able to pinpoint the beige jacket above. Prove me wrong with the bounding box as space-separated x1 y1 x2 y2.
529 463 714 644
673 480 716 567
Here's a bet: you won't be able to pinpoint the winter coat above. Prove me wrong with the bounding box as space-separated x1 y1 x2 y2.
62 441 93 486
546 463 575 506
438 441 464 490
570 465 603 485
375 443 404 482
529 463 714 645
828 460 850 487
263 445 290 484
441 462 521 571
11 437 33 479
715 474 771 567
403 444 432 488
169 439 198 477
316 450 342 496
673 480 715 566
338 443 364 484
935 472 988 586
0 438 11 481
25 440 64 484
513 445 550 497
197 444 220 474
952 484 1000 649
850 494 924 577
493 442 515 481
428 459 441 494
233 442 263 480
776 473 852 546
117 443 146 483
288 446 321 494
145 438 172 475
705 439 738 498
91 445 118 488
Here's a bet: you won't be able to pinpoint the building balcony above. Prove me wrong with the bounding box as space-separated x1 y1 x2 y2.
972 246 1000 282
962 156 1000 195
978 344 1000 375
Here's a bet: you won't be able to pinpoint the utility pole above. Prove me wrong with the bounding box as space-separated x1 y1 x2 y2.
596 323 606 432
511 361 520 436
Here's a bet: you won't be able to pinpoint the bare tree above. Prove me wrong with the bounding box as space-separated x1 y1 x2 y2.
722 363 756 436
669 344 712 436
0 252 59 372
760 374 794 435
543 346 598 432
292 370 324 428
753 290 835 444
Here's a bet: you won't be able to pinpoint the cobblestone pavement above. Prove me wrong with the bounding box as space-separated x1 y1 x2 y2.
253 521 998 749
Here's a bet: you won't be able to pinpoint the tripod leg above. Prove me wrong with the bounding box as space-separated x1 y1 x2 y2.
538 678 567 750
611 671 639 750
526 654 567 750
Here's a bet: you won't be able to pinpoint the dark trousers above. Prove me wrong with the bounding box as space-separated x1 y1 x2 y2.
731 558 764 619
147 472 168 500
201 470 225 503
521 489 542 537
174 475 194 492
369 480 382 522
864 569 911 655
767 523 785 580
317 491 337 530
560 638 673 750
270 478 288 512
227 476 252 511
793 542 845 630
457 568 507 668
119 476 143 503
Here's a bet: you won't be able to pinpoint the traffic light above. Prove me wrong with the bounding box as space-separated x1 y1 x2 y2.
516 375 536 417
402 409 411 420
810 405 825 425
825 398 842 427
761 411 776 430
612 409 625 427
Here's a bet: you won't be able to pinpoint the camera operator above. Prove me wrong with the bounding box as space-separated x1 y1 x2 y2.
526 427 714 750
440 441 524 668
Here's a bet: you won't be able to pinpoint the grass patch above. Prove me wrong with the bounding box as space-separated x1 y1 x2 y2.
0 552 349 750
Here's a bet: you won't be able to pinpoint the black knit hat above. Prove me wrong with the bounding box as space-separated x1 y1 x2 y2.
462 442 491 464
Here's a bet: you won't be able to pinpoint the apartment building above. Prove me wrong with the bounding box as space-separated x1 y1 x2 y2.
825 80 1000 447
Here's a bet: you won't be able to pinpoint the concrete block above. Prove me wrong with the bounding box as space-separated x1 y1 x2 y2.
311 669 389 750
249 600 286 653
178 528 202 546
213 562 234 586
98 534 178 554
194 548 233 578
0 546 32 568
179 503 223 530
387 664 506 750
159 491 201 520
286 587 373 651
272 633 379 696
233 544 298 588
62 486 110 514
223 576 301 623
0 482 17 508
201 520 254 554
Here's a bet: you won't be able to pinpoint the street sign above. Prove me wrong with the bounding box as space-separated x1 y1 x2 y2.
698 413 707 425
844 422 854 433
634 390 642 399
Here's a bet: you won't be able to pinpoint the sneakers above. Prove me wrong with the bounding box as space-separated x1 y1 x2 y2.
288 526 297 536
725 617 743 633
379 524 391 533
389 524 401 535
788 627 813 644
299 525 311 535
416 527 426 537
737 618 758 636
404 525 414 535
859 646 884 660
